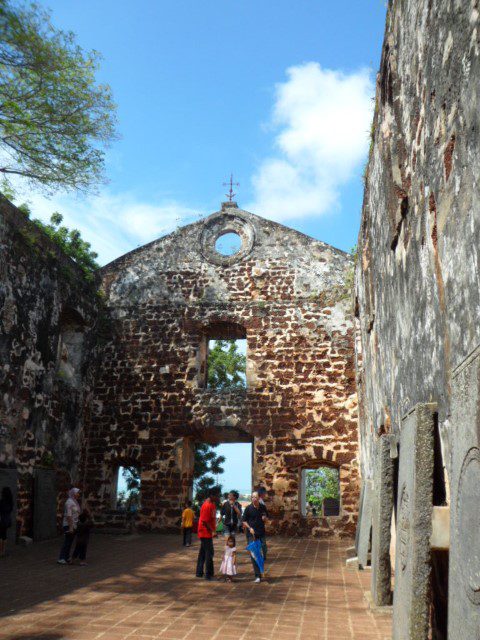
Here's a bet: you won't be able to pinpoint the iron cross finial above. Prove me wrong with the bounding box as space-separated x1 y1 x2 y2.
223 174 240 202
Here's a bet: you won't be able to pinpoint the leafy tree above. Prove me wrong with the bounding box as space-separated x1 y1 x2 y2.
0 0 117 193
207 339 246 390
30 211 99 279
305 467 339 510
193 443 225 503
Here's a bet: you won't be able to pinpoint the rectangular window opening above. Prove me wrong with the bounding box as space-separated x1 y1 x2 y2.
206 338 247 390
115 465 141 514
301 466 340 517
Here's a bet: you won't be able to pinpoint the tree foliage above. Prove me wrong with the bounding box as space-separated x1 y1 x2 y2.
16 206 99 279
0 0 117 193
305 467 339 510
207 339 246 390
193 443 225 503
117 466 140 511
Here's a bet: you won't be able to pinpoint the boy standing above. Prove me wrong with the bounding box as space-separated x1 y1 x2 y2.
182 500 195 547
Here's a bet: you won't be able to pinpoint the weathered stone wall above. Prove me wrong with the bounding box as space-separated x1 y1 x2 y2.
0 196 98 537
83 202 359 537
356 0 480 485
356 0 480 635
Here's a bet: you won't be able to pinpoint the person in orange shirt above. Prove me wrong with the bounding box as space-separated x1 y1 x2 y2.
195 490 219 580
181 500 195 547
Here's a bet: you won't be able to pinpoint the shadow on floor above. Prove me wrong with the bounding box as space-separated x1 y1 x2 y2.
0 535 341 620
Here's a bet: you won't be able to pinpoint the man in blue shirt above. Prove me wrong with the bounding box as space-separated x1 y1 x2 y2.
242 491 269 582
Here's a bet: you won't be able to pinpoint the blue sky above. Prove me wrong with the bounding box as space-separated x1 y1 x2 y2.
21 0 387 495
21 0 388 263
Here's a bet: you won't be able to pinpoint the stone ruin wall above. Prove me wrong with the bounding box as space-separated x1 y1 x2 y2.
356 0 480 496
0 197 98 537
356 0 480 636
83 203 359 537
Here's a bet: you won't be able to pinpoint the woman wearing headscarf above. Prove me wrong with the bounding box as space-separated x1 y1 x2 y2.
0 487 13 557
57 487 81 564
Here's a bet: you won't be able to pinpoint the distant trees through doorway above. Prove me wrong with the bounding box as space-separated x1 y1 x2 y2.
193 444 225 502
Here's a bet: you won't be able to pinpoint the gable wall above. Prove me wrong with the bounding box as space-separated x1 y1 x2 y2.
83 204 360 536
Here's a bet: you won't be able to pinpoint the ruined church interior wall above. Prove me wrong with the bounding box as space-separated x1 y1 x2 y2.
84 204 360 537
356 0 480 635
356 0 480 482
0 197 98 538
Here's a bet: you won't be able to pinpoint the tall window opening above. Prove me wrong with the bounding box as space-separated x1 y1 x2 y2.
207 339 246 390
300 466 340 517
115 465 141 515
204 322 247 390
57 308 85 388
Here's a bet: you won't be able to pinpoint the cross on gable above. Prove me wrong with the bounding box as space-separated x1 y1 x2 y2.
223 174 240 202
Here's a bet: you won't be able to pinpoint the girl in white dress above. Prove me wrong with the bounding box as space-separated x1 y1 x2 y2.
220 535 237 582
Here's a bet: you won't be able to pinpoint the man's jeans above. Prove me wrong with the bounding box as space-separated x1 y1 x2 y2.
183 527 192 546
246 532 267 577
196 537 214 578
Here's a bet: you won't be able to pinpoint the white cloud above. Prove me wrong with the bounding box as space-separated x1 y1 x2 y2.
6 62 374 265
20 190 201 266
247 62 374 221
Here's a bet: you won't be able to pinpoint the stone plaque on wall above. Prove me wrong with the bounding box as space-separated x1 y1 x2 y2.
371 434 394 606
449 347 480 639
33 468 57 541
392 403 435 640
0 469 18 544
357 479 373 569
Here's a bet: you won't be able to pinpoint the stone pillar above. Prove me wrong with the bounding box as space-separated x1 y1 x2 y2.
357 479 374 569
392 403 436 640
371 434 394 606
449 347 480 639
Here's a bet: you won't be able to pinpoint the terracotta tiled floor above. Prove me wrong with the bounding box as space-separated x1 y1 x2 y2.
0 534 391 640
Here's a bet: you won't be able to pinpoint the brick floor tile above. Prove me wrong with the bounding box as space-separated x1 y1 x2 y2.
0 536 391 640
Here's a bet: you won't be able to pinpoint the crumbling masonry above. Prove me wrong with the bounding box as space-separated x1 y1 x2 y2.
83 202 359 537
355 1 480 638
1 197 359 540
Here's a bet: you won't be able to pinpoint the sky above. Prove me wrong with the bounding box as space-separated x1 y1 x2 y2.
15 0 387 495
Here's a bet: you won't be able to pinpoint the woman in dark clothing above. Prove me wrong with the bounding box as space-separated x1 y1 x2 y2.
0 487 14 557
72 509 93 565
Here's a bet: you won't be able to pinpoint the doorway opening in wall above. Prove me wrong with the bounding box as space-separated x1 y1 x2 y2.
193 442 253 514
116 465 141 516
300 466 340 517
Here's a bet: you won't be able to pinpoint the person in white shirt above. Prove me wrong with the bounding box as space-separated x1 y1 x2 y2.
57 487 81 564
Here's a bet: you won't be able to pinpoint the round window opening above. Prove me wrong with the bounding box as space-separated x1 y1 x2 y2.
215 232 242 256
